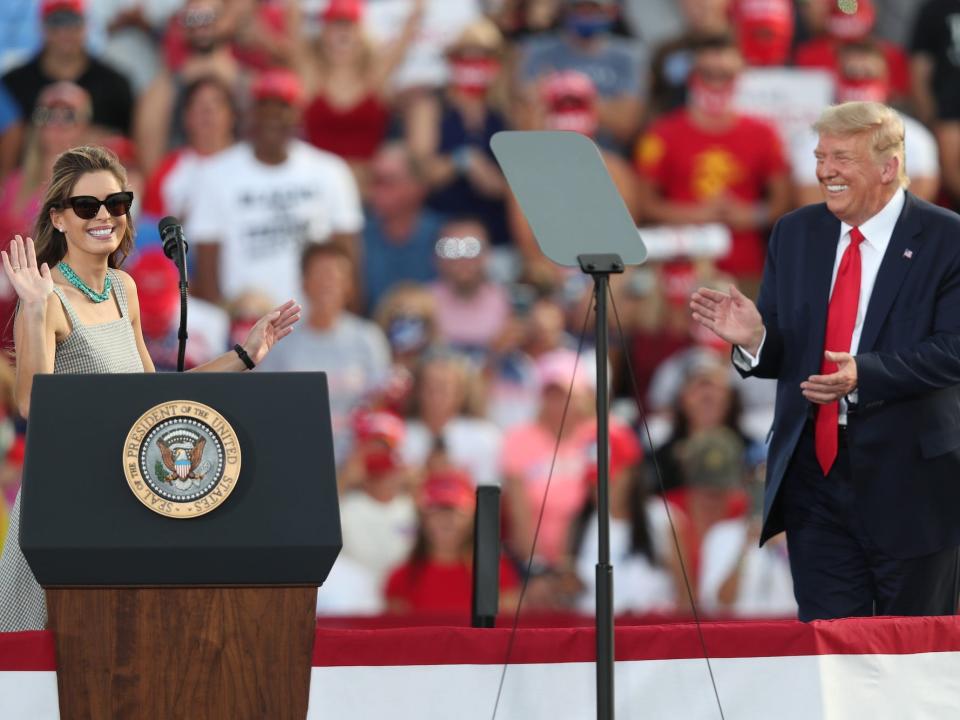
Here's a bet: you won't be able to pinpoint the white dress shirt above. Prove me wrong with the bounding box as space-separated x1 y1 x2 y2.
736 188 907 424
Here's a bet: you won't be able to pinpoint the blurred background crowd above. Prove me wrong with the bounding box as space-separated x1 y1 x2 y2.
0 0 950 622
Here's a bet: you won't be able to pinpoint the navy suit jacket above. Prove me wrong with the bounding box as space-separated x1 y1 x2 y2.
741 193 960 559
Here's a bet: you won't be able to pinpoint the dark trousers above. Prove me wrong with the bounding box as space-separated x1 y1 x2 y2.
779 423 960 621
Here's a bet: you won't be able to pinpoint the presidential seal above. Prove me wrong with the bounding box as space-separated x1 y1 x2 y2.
122 401 242 518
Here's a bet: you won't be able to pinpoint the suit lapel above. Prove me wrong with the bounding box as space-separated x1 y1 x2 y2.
806 207 841 373
857 193 923 354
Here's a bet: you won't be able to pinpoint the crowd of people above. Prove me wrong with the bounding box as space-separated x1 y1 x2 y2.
0 0 951 621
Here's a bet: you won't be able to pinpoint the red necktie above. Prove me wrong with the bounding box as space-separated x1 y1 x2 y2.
815 226 865 475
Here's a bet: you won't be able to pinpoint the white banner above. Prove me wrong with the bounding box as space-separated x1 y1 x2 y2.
309 653 960 719
0 631 59 720
308 617 960 719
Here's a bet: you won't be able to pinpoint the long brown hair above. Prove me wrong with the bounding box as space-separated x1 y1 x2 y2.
33 145 135 270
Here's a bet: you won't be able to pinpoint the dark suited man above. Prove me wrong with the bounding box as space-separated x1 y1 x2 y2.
691 101 960 621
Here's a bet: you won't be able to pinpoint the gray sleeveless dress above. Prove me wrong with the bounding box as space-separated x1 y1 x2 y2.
0 268 144 631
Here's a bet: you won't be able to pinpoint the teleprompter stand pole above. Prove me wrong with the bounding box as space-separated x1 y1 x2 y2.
578 253 624 720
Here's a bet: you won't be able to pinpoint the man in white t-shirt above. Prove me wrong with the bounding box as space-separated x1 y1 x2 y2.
793 40 939 206
187 68 363 306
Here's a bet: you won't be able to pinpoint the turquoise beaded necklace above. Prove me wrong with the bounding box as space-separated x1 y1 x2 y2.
58 262 112 303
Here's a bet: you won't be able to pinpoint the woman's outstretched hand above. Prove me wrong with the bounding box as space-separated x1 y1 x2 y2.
240 299 301 365
2 235 54 307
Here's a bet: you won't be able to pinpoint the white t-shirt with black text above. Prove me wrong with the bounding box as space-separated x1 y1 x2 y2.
187 140 363 305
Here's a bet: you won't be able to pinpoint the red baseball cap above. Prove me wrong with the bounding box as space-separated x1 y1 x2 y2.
584 422 643 486
41 0 84 20
352 409 406 449
827 0 875 41
733 0 794 67
419 468 476 512
250 68 304 106
322 0 363 23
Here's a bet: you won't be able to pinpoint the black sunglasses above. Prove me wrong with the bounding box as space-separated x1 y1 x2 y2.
62 191 134 220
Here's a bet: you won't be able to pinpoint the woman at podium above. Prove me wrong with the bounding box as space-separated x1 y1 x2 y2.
0 144 301 631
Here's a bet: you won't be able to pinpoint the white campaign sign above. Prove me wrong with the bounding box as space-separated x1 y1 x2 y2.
734 68 836 167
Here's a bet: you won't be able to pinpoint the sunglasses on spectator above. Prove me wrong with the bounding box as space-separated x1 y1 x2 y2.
183 8 217 28
60 192 134 220
695 69 738 84
32 105 85 126
44 11 84 29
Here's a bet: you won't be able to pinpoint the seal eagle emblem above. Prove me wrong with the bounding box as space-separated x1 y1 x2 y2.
123 401 242 518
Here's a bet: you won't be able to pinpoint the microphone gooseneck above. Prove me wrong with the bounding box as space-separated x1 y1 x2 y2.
157 216 190 372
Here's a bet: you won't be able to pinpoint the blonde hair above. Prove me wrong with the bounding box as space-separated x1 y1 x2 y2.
813 101 909 189
408 349 487 420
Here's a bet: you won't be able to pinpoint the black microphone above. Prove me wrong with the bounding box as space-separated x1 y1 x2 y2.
157 216 190 372
159 216 188 263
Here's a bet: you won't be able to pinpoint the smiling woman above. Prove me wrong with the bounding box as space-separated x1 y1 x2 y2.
0 144 302 633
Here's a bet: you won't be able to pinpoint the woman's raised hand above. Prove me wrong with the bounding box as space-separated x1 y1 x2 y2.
2 235 54 307
240 299 302 365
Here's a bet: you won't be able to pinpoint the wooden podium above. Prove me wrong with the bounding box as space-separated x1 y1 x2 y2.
19 373 342 720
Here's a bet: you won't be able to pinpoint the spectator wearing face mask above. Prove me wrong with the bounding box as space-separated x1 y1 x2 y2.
373 282 439 375
793 40 939 207
634 34 792 290
647 0 733 119
338 409 418 594
731 0 795 68
519 0 647 149
795 0 912 105
408 18 511 246
510 70 639 283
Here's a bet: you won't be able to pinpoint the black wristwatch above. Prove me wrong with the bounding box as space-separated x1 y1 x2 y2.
234 344 255 370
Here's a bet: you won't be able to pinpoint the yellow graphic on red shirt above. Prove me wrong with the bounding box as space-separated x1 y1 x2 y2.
636 133 665 171
692 148 745 199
